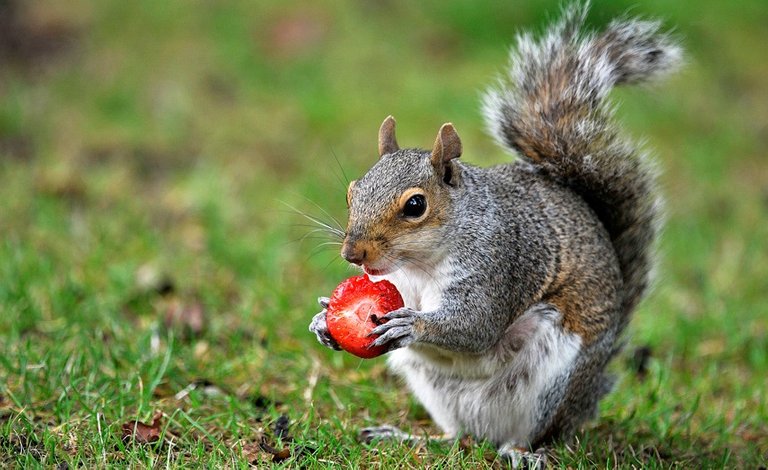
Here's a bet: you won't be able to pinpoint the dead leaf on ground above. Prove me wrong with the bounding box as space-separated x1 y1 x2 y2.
237 437 292 465
122 411 163 445
259 435 292 462
240 440 269 465
238 415 315 464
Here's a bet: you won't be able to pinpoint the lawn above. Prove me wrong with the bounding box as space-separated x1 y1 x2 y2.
1 0 766 467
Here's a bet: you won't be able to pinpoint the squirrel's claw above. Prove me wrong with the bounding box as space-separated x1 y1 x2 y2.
369 307 418 351
379 308 412 319
309 309 341 351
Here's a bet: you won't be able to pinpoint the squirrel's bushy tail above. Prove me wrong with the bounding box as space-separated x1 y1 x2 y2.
482 3 681 330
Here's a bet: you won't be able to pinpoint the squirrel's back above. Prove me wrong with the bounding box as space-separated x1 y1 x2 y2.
461 160 625 342
482 3 682 330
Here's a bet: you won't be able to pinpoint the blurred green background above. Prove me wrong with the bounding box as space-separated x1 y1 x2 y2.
0 0 766 467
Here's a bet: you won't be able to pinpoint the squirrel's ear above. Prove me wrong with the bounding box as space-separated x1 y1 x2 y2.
431 123 462 166
378 115 399 157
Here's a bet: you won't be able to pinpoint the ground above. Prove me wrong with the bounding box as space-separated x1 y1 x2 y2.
1 0 766 467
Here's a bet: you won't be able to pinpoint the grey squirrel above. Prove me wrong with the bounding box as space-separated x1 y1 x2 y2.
309 3 681 466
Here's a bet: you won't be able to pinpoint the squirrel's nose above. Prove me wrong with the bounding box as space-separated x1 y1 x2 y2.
341 242 366 265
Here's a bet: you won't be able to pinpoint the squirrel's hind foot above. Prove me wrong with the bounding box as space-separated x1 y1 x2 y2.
358 425 421 445
359 425 453 446
497 444 547 469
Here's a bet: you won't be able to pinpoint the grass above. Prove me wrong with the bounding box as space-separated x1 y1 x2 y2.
1 0 766 467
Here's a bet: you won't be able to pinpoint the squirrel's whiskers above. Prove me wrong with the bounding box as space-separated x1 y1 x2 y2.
282 201 346 266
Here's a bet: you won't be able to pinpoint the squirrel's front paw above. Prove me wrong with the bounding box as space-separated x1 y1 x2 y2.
369 307 419 351
309 297 341 351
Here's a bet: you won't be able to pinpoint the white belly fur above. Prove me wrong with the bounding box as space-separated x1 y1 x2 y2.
375 261 583 446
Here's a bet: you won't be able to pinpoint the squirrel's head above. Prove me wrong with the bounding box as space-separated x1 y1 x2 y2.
342 116 462 276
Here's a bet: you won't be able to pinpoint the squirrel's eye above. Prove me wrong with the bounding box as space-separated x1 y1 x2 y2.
402 194 427 218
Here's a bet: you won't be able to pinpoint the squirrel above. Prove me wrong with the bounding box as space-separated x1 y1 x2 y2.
309 3 681 466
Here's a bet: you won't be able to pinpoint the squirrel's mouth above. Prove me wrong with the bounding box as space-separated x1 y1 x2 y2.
363 265 391 276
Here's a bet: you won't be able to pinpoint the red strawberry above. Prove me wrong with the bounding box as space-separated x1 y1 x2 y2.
325 275 404 358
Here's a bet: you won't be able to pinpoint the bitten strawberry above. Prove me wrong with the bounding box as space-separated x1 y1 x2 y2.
325 275 404 358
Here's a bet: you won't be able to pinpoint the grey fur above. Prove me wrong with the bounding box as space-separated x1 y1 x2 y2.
309 1 681 456
482 2 681 321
